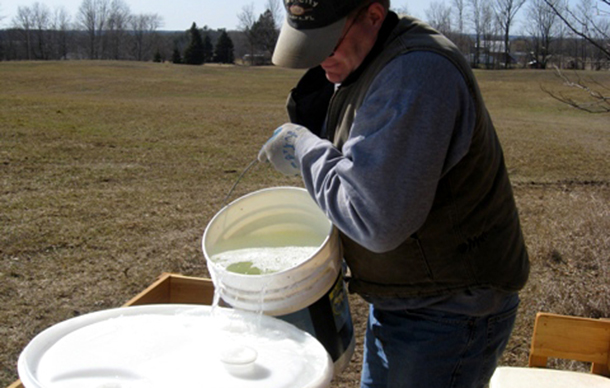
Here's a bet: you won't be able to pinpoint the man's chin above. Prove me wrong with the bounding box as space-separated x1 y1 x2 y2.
323 70 345 84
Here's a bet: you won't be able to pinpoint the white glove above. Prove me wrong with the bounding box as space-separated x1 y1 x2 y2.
258 123 309 176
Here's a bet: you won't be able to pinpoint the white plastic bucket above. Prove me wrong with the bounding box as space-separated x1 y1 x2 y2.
203 187 355 374
18 304 334 388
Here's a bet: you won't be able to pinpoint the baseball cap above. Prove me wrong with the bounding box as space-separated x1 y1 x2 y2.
272 0 366 69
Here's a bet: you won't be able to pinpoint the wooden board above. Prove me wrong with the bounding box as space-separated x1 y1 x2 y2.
124 272 215 306
528 312 610 376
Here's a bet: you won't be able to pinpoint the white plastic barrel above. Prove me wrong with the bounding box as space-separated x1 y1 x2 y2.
203 187 355 374
18 304 334 388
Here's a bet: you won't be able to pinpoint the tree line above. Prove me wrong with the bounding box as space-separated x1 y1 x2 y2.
1 0 165 61
0 0 608 70
0 0 280 64
421 0 608 70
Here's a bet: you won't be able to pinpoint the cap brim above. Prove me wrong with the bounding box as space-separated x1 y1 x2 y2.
272 17 347 69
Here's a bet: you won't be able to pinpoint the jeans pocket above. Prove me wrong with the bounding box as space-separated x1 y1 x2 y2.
486 298 520 347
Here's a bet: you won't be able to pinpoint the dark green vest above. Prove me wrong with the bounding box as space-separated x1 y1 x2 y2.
290 16 529 298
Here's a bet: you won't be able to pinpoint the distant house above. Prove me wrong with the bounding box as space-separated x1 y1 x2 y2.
242 53 271 66
469 39 518 68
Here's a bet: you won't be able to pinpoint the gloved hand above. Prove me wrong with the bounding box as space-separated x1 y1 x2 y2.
258 123 310 176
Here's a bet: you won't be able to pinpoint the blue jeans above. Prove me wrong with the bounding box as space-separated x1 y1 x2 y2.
360 294 519 388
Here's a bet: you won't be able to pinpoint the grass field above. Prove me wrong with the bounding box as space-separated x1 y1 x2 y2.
1 61 609 387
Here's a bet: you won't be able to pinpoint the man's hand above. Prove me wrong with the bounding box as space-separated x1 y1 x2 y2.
258 123 310 176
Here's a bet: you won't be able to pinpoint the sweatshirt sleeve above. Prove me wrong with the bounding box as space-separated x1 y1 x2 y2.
295 51 477 253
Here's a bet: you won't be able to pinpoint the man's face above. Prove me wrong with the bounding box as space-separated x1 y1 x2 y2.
320 4 384 84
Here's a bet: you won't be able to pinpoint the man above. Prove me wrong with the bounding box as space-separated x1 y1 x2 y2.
258 1 530 387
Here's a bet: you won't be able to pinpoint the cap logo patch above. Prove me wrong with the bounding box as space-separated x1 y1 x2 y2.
289 5 306 16
283 0 359 30
286 1 319 22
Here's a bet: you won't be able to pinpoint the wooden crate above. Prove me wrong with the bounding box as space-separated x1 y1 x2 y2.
123 272 215 307
8 273 215 388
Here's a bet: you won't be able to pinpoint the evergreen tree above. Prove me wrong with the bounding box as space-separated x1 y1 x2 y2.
252 10 279 57
172 48 182 64
213 29 234 64
153 50 163 63
183 22 205 65
203 34 214 64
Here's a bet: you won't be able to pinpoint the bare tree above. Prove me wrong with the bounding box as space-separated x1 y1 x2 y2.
392 4 410 17
526 0 561 68
105 0 131 59
50 6 71 59
265 0 283 29
482 1 499 68
552 10 569 68
13 6 34 60
0 2 5 59
453 0 466 33
426 1 453 35
493 0 528 68
467 0 499 68
592 16 610 67
452 0 471 54
544 0 609 62
131 13 163 61
469 0 484 67
31 2 51 59
238 3 257 64
542 0 610 112
576 0 596 67
78 0 110 59
542 69 610 112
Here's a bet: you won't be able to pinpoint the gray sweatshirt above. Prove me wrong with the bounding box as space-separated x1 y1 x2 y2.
295 51 476 254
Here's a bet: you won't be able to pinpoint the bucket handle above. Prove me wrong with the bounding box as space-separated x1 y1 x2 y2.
221 158 259 208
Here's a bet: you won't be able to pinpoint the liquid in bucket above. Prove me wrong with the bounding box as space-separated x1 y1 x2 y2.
211 245 319 275
203 187 356 374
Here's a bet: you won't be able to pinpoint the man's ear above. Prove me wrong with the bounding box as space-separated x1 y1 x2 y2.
366 2 387 31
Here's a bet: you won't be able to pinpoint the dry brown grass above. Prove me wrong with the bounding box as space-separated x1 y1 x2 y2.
1 62 609 387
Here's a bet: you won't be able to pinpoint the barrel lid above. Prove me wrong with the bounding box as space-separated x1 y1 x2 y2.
18 304 333 388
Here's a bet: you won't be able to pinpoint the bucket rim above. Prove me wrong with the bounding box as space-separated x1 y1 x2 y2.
202 186 335 279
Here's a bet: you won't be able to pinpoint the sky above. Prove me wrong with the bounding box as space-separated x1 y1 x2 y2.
0 0 434 31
